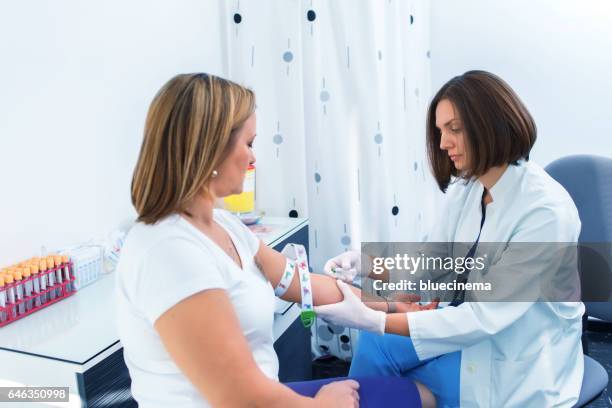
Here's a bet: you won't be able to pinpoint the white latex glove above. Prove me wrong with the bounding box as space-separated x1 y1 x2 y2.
314 280 386 335
323 251 372 283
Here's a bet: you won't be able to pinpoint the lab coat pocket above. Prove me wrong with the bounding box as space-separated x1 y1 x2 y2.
490 351 549 407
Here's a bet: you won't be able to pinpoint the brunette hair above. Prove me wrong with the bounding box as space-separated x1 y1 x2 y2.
426 70 536 192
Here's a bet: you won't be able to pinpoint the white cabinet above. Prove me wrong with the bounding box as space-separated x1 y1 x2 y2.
0 217 309 407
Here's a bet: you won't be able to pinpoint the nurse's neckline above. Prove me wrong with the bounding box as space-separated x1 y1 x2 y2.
478 164 509 191
478 163 510 204
483 190 493 206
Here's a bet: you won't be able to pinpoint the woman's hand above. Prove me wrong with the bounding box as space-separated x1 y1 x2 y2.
314 379 360 408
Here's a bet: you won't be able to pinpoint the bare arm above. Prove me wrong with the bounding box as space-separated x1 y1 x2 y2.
254 241 388 310
384 313 411 336
154 289 315 408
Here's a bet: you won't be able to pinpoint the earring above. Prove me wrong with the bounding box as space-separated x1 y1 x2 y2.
212 170 218 178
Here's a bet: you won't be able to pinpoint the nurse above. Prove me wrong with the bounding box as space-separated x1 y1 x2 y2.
317 70 584 407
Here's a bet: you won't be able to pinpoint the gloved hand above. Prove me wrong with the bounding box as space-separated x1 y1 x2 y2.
323 251 372 283
314 280 386 335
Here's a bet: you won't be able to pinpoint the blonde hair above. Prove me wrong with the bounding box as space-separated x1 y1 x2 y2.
131 73 255 224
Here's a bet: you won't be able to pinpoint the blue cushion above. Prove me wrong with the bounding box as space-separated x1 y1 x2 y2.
575 355 608 407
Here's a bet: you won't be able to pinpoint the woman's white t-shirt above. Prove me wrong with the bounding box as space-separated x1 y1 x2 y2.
115 209 278 408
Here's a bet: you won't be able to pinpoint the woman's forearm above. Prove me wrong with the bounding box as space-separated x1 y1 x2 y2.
384 312 411 336
310 273 389 310
310 273 344 305
257 243 390 309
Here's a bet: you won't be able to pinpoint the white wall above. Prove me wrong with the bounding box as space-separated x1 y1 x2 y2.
430 0 612 166
0 1 225 265
4 1 611 266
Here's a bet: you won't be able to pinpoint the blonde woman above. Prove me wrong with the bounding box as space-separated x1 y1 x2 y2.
115 73 435 408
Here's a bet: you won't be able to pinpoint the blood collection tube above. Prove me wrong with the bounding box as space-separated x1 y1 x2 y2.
29 263 42 307
11 269 25 315
30 258 40 270
45 256 56 300
53 255 64 296
22 267 34 311
0 275 6 323
4 273 16 319
39 259 49 304
61 255 73 292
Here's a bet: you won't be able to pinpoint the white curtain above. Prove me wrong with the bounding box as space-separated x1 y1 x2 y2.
222 0 436 361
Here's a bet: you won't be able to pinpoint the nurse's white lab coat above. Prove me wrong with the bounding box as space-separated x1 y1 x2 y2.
408 161 584 407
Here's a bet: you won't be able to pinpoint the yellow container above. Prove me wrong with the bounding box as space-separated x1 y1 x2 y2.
223 165 255 213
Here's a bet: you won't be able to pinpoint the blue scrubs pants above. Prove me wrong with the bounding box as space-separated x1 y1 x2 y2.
349 331 461 408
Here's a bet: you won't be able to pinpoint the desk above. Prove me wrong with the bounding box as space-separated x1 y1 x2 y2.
0 216 309 407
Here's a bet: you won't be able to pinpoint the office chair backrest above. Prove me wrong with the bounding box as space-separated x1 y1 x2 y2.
545 155 612 320
545 155 612 242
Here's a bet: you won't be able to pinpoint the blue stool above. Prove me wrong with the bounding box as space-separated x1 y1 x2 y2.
546 155 612 406
575 355 609 407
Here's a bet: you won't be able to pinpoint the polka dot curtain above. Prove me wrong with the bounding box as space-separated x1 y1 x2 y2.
223 0 437 361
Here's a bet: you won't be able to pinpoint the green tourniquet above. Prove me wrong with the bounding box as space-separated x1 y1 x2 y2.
301 310 316 328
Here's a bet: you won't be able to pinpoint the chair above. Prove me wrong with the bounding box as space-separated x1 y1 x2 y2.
545 154 612 406
576 355 609 407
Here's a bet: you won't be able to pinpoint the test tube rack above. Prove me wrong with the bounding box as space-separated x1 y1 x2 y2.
0 262 76 328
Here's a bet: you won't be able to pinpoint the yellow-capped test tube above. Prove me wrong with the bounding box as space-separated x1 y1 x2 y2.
4 273 16 319
12 269 25 315
45 256 56 300
53 255 64 296
39 259 49 304
22 267 34 311
0 275 6 323
29 263 42 307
